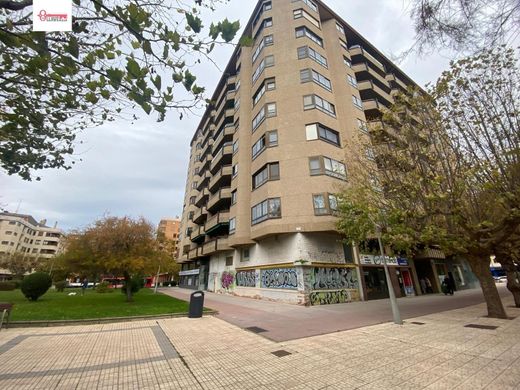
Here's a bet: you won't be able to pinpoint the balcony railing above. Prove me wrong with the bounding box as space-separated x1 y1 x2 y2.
194 188 210 208
209 165 232 192
193 207 208 225
202 237 231 256
205 211 230 233
210 142 233 173
213 123 235 152
352 62 390 89
358 80 393 106
207 187 232 212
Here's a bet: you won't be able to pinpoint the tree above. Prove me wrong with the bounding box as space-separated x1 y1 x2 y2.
338 47 519 319
494 230 520 307
409 0 520 54
0 251 42 279
0 0 240 180
60 216 168 301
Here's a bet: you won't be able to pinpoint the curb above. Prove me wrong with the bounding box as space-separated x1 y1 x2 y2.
6 310 219 328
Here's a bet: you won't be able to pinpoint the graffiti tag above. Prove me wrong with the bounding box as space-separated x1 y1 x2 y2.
236 270 257 287
309 289 352 305
312 267 358 290
261 268 298 289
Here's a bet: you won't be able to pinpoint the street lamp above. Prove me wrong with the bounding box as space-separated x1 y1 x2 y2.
376 225 403 325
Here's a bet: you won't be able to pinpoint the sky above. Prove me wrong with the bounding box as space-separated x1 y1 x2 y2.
0 0 454 232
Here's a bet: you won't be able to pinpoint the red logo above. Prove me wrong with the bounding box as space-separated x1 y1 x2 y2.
37 9 68 22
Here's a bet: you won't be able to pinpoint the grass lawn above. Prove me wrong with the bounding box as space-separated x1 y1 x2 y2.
0 288 190 321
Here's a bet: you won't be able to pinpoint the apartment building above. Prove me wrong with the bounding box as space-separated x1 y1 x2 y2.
177 0 474 303
0 212 64 279
157 218 181 243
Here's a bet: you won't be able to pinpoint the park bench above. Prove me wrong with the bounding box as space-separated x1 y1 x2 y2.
0 303 13 330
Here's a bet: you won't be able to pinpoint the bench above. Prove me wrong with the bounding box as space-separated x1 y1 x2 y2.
0 303 13 330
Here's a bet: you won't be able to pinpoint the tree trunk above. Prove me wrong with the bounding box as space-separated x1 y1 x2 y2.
468 257 508 319
124 273 133 302
498 256 520 308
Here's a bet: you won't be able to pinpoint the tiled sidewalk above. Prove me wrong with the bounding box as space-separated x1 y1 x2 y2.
0 299 519 389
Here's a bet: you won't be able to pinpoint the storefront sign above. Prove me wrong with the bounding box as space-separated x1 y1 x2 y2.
179 269 200 276
360 254 408 267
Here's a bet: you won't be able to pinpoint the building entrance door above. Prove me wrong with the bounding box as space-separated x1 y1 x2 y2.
363 267 389 300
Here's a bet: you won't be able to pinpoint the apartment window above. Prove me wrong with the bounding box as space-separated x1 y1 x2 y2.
352 95 363 109
188 211 194 220
185 228 192 237
8 221 15 225
194 167 200 175
253 77 275 106
293 8 320 28
189 196 196 205
251 198 281 225
241 248 251 262
5 231 12 235
313 193 338 215
253 1 272 28
234 97 240 111
357 118 368 133
300 68 332 91
252 34 274 63
303 94 336 117
343 56 352 68
231 190 237 205
295 26 323 47
252 102 276 131
32 248 38 254
292 0 318 13
35 240 41 245
252 130 278 159
1 241 8 245
229 218 236 234
297 45 327 68
339 39 348 51
253 162 280 189
254 17 273 39
366 147 376 161
233 140 239 154
305 123 340 146
309 156 347 180
225 256 234 266
336 22 345 34
192 182 198 189
232 164 239 177
252 55 274 83
347 74 358 88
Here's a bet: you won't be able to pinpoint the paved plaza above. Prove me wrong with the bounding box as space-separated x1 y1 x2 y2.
0 294 519 389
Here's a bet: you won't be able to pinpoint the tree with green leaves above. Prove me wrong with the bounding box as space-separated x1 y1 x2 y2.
0 251 42 279
59 215 170 301
338 47 519 319
0 0 240 180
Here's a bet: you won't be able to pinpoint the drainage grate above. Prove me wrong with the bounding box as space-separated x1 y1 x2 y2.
245 326 267 334
271 350 292 358
411 322 426 325
464 324 498 330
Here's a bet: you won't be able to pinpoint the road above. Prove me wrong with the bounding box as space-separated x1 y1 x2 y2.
159 283 511 342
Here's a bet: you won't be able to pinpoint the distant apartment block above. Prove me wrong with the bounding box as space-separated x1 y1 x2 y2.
177 0 478 303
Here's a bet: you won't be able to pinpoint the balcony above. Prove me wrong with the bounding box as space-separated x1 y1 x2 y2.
196 170 211 191
210 142 233 174
352 62 390 90
194 188 210 208
213 123 235 153
209 165 232 192
386 73 408 91
191 225 206 244
200 139 213 159
202 237 231 256
214 108 235 134
189 246 200 260
205 211 230 236
199 153 213 172
349 45 386 73
207 187 232 213
193 206 208 225
358 80 393 107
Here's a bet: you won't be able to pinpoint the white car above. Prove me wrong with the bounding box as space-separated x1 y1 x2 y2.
494 276 507 283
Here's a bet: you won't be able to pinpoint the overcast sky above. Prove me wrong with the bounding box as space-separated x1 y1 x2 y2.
0 0 454 232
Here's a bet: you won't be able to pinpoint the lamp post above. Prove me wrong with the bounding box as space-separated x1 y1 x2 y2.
376 226 402 325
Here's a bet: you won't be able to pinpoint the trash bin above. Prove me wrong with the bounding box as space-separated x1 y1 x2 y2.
188 290 204 318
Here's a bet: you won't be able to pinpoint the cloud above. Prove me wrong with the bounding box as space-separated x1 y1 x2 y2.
0 0 454 231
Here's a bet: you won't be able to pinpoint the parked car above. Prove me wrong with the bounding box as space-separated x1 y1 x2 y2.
494 276 507 283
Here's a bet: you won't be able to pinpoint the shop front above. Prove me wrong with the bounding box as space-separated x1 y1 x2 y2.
360 254 416 300
178 268 200 289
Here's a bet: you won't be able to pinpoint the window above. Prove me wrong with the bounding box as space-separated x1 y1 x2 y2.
186 227 192 237
241 248 250 262
32 248 38 254
253 162 280 189
188 211 194 220
303 94 336 117
352 95 363 109
292 0 318 13
35 240 41 245
231 190 237 205
300 68 332 91
347 74 358 88
252 102 276 131
189 196 196 205
305 123 340 146
357 118 368 133
5 231 12 235
232 164 239 177
253 77 275 106
343 56 352 68
252 130 278 159
365 147 376 161
336 22 345 34
252 55 274 83
1 241 8 245
251 198 281 225
293 8 320 28
297 46 327 68
313 193 338 215
254 17 273 39
309 156 347 180
192 182 198 189
194 167 200 175
234 97 240 111
295 26 323 47
252 34 274 63
339 39 348 51
225 256 234 266
252 1 272 28
8 221 15 225
229 218 236 234
233 140 239 154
